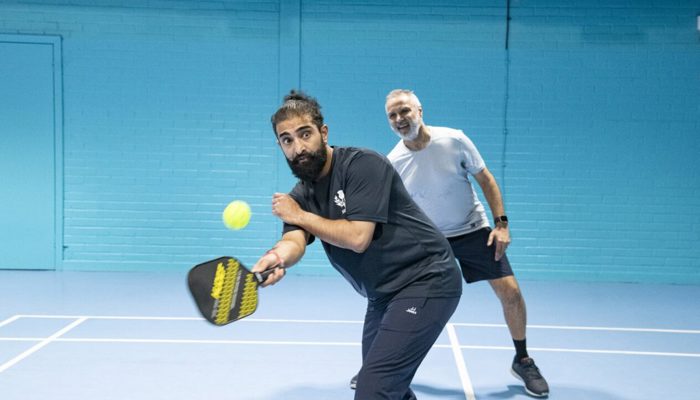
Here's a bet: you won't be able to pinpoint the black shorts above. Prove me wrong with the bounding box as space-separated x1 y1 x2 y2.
447 227 514 283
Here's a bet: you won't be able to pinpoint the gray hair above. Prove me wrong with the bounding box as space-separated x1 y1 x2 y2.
386 89 421 107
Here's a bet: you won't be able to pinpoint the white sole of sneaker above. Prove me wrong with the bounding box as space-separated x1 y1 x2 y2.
510 368 549 398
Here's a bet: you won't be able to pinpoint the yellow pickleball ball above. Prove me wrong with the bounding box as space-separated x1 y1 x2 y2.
222 200 251 230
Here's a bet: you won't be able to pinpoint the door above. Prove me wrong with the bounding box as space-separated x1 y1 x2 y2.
0 35 63 270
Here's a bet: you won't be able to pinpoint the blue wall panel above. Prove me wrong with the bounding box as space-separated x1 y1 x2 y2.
1 1 282 271
0 0 698 283
297 1 509 273
505 2 700 282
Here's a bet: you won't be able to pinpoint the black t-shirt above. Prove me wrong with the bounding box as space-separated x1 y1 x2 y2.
283 147 462 301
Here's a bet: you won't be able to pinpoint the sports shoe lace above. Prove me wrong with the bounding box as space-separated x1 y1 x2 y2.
521 361 543 379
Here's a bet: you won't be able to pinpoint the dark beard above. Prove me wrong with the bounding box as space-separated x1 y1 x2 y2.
287 146 327 182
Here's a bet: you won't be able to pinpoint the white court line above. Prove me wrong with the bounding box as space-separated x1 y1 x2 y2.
0 337 698 358
446 323 476 400
0 315 22 328
451 322 700 335
15 315 362 324
0 337 361 346
14 315 700 334
14 315 204 321
447 344 700 358
4 314 699 359
522 346 700 358
0 317 87 373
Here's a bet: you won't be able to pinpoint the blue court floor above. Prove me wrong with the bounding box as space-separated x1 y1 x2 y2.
1 269 699 400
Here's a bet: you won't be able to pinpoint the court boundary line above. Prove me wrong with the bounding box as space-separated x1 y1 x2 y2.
446 323 476 400
0 317 86 373
451 322 700 335
2 314 699 361
1 337 697 358
1 338 698 359
0 315 22 328
7 314 700 334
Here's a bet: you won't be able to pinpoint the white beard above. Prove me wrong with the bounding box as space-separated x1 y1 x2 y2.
392 123 420 141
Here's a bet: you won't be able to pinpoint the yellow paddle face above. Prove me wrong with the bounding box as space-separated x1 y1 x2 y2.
188 256 260 326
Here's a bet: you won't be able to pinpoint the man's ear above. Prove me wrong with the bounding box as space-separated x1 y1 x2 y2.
321 124 329 142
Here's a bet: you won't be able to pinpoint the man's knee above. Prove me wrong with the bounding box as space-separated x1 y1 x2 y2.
490 276 523 306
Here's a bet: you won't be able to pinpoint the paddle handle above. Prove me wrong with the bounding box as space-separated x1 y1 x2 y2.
254 265 285 283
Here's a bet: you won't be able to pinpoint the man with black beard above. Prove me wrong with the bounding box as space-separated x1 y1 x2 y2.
250 91 463 400
284 130 327 182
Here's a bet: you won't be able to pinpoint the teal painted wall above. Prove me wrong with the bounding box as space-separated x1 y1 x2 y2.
0 0 698 283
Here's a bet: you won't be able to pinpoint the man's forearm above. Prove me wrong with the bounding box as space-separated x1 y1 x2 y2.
270 237 306 268
294 211 374 253
483 182 506 222
475 169 506 224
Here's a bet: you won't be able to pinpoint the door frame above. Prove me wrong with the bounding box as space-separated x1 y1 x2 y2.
0 34 64 270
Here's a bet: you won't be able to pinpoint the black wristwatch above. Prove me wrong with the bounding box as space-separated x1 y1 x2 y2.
494 215 509 227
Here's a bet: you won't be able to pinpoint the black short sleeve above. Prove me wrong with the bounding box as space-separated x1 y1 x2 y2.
342 151 393 223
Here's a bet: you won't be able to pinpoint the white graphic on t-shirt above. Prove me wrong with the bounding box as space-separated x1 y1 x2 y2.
334 190 346 214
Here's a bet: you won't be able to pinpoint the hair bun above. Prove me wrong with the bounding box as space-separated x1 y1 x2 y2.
271 90 324 131
284 90 309 102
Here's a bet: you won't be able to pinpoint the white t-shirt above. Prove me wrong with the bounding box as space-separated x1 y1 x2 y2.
387 126 489 237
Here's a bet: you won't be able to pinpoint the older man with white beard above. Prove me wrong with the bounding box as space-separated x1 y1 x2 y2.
380 89 550 398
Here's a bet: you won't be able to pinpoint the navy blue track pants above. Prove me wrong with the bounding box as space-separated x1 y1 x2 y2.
354 295 460 400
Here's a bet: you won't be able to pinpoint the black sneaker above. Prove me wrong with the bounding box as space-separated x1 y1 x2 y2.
350 373 358 390
511 356 549 397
